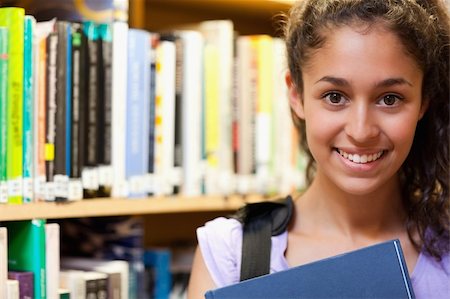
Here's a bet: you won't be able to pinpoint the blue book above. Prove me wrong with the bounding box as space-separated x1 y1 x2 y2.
144 248 172 299
125 29 150 198
205 239 415 299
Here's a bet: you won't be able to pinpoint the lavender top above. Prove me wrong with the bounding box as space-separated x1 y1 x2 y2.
197 217 450 299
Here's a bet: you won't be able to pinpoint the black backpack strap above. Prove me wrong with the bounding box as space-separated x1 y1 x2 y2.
232 196 294 281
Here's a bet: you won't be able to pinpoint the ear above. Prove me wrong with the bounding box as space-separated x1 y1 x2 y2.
285 71 305 119
418 97 430 120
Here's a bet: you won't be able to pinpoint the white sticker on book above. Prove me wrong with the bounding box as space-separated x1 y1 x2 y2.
54 174 69 199
22 177 34 201
8 178 23 197
0 182 8 203
82 168 99 190
45 182 56 201
98 165 113 187
68 179 83 201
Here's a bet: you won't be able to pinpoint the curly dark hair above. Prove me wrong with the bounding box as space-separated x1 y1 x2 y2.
283 0 449 260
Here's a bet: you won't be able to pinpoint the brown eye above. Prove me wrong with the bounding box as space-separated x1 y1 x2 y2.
382 95 399 106
325 92 344 104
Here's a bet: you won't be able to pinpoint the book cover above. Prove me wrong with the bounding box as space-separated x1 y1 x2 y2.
22 16 36 203
0 227 7 299
0 7 25 204
45 223 60 299
205 239 415 299
5 219 47 299
0 27 8 204
8 271 34 299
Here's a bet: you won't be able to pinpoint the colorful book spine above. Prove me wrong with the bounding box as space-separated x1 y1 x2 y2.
0 27 8 204
22 16 36 203
5 219 47 299
143 249 171 299
0 7 25 204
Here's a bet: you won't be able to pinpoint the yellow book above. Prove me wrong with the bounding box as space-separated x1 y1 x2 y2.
0 8 25 204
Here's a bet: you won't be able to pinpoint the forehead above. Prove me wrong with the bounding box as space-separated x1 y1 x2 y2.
303 23 423 82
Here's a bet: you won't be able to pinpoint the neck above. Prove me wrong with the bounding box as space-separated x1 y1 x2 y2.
298 172 406 242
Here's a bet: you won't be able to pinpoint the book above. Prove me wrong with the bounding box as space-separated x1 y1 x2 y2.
45 223 60 299
0 27 8 204
143 248 171 299
22 16 36 203
110 21 128 198
5 219 46 299
61 257 129 299
58 288 70 299
8 271 34 299
0 7 25 204
205 239 415 299
6 279 19 299
0 227 7 299
126 28 151 197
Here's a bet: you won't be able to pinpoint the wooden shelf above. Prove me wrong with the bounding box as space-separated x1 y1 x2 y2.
0 194 271 221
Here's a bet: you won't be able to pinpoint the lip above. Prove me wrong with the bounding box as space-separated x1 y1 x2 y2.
334 148 386 172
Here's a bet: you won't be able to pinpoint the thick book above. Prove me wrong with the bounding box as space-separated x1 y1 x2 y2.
0 26 8 204
0 8 25 204
5 220 46 299
205 239 415 299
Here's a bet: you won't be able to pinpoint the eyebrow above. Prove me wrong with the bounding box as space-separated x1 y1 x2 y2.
315 76 413 87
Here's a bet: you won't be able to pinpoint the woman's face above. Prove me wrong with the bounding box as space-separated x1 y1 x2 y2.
287 24 427 196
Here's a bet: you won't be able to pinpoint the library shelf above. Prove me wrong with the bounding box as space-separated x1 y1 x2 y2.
0 194 270 221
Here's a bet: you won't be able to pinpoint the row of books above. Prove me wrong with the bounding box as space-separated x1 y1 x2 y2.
0 7 306 204
1 220 190 299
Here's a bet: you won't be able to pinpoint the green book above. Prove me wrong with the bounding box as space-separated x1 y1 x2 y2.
5 219 47 299
59 288 71 299
0 8 24 204
23 15 35 203
0 26 8 204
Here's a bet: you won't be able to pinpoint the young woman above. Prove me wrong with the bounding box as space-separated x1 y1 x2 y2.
188 0 449 298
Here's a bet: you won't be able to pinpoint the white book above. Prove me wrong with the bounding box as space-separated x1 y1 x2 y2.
61 257 129 299
45 223 60 299
111 21 129 198
59 269 86 299
154 40 176 195
6 280 18 299
0 227 7 299
178 31 203 196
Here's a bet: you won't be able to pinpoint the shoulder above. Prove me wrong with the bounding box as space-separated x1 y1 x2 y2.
196 217 243 287
412 251 450 298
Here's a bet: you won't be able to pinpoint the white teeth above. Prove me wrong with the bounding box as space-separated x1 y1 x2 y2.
337 149 384 164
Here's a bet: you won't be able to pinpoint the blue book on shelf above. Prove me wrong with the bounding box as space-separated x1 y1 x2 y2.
144 248 172 299
125 29 150 198
205 239 415 299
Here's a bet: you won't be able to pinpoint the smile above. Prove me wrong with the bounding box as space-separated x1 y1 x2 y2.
336 149 385 164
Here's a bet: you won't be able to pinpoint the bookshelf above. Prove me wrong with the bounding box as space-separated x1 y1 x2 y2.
0 194 271 221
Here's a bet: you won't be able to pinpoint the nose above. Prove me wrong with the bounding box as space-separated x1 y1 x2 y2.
344 104 380 143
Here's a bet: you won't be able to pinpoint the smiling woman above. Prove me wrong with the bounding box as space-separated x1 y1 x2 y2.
188 1 450 298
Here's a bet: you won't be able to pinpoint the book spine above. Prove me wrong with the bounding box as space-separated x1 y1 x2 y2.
8 271 34 299
126 29 151 198
143 249 171 299
173 35 183 194
45 32 58 201
82 21 99 198
0 227 7 299
6 280 19 299
147 34 158 188
0 8 25 204
0 27 8 203
111 21 128 198
45 223 60 299
69 22 85 201
54 21 69 201
97 23 113 197
22 16 36 203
